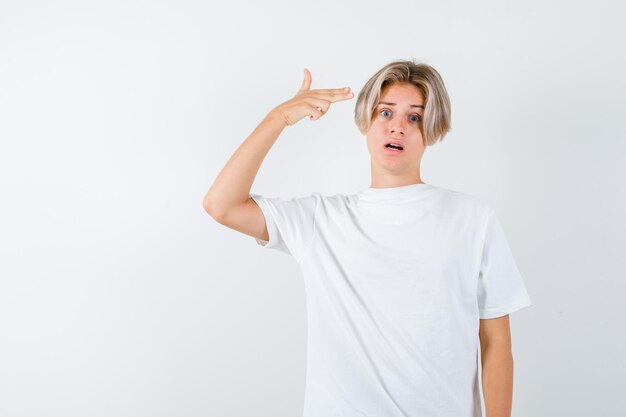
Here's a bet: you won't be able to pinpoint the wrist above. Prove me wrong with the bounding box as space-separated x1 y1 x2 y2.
266 109 289 129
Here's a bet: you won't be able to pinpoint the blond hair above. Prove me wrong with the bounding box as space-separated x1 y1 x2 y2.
354 59 452 146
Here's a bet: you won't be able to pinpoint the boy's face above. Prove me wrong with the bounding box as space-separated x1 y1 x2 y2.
363 82 426 175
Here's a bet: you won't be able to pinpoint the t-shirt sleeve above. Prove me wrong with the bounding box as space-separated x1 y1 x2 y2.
477 208 533 319
249 192 319 262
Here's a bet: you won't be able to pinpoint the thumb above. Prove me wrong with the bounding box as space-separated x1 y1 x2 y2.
298 68 312 93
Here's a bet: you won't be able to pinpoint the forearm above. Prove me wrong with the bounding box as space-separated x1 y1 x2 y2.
481 343 514 417
203 110 286 217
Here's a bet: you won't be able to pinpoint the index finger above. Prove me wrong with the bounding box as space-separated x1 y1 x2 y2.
311 88 354 102
313 87 352 95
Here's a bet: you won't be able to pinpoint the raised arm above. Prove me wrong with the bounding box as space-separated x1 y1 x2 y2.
202 68 353 242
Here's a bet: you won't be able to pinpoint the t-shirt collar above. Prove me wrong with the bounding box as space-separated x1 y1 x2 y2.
357 182 436 203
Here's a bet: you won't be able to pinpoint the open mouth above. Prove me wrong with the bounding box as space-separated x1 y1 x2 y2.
384 143 404 153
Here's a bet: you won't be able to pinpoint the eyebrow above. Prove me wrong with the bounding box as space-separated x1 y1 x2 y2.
378 101 424 109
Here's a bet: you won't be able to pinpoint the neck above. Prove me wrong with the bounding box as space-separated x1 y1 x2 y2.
370 162 424 189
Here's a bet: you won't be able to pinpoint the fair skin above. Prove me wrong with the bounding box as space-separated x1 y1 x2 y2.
480 315 515 417
203 69 514 417
363 82 427 189
202 68 352 234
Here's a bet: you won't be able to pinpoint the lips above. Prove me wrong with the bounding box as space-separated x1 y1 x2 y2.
384 145 403 154
384 141 404 151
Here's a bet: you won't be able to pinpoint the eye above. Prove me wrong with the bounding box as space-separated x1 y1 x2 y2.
378 108 422 122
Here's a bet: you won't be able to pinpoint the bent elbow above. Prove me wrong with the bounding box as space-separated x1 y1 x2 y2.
202 197 225 221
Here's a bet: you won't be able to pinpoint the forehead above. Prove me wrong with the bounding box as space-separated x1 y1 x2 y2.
378 82 424 104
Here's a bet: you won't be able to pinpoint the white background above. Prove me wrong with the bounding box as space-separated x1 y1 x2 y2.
1 0 625 416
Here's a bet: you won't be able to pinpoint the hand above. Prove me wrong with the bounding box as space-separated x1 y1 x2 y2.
270 68 354 127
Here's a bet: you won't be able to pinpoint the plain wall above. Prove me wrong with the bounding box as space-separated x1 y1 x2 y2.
1 0 625 416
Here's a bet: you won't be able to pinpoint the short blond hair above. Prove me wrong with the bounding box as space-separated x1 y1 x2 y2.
354 59 452 146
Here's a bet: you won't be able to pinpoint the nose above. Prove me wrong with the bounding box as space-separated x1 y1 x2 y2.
389 119 406 135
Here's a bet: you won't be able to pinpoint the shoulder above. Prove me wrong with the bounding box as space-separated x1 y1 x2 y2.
310 191 353 206
434 186 494 219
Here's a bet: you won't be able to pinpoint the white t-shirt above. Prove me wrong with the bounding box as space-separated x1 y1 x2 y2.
249 182 532 417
